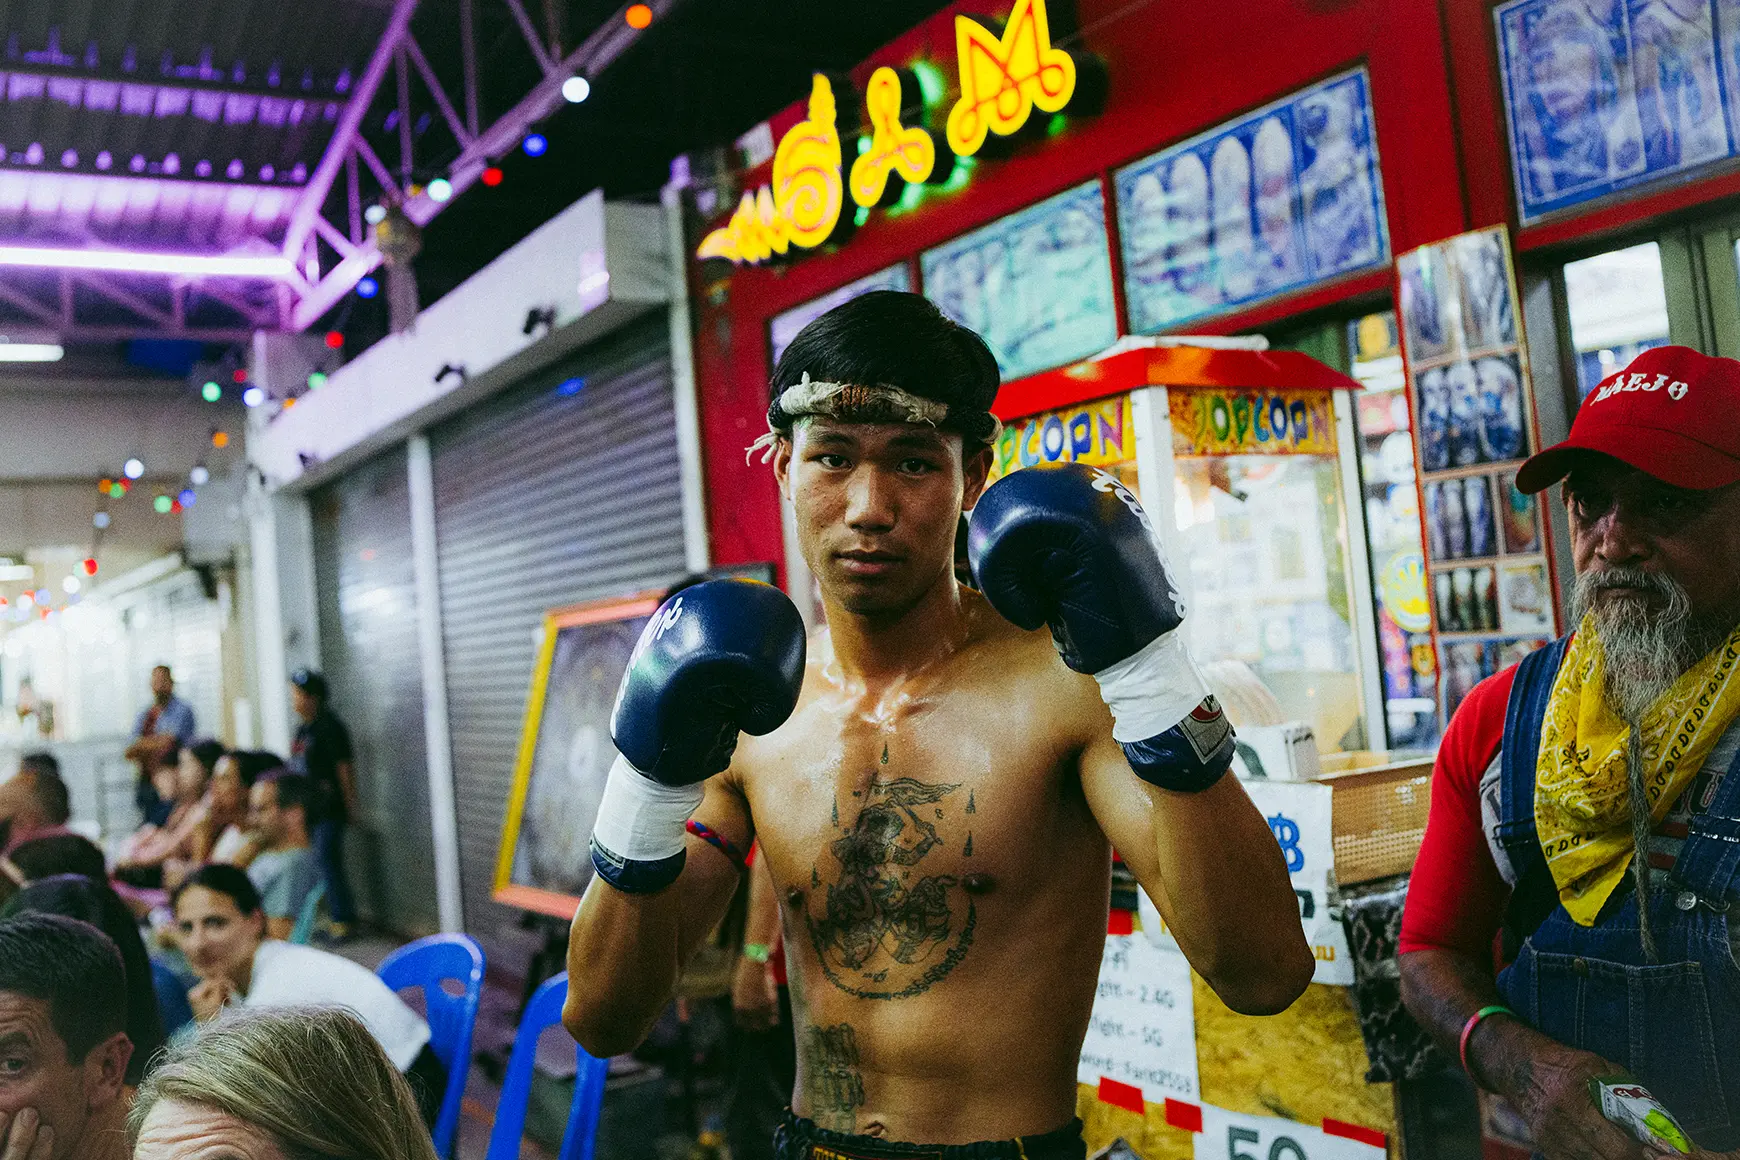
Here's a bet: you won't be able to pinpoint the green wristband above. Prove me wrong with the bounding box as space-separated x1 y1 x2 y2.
742 942 771 964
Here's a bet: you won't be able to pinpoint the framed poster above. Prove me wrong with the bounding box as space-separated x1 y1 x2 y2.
921 179 1119 380
769 263 912 369
1114 67 1390 334
1496 0 1738 225
493 589 663 918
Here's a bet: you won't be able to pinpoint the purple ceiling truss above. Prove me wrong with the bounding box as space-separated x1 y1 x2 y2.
0 0 679 341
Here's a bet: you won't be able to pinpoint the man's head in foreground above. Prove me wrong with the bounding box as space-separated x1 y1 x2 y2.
0 913 132 1160
1516 344 1740 720
764 291 1002 619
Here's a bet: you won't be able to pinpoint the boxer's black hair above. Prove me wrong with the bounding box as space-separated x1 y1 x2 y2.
769 291 1001 445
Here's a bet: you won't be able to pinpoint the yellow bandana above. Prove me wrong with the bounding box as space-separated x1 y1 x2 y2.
1535 616 1740 925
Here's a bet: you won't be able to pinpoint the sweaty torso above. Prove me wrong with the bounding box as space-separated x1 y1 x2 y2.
730 596 1113 1143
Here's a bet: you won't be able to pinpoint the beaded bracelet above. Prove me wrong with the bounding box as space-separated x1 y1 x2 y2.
1459 1004 1515 1084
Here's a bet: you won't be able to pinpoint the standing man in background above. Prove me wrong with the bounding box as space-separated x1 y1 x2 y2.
287 670 358 939
124 666 195 825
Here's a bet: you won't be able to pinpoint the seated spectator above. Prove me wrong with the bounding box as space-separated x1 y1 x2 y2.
129 1007 439 1160
115 742 221 888
0 913 133 1160
169 867 445 1127
193 751 278 869
0 875 168 1081
0 753 71 854
7 833 107 884
244 773 322 939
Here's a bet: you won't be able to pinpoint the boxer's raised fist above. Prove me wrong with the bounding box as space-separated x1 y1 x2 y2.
969 465 1232 793
611 579 806 784
968 463 1185 674
592 579 805 893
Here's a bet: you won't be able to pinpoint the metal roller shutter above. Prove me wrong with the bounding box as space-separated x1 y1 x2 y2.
310 445 440 937
432 314 684 962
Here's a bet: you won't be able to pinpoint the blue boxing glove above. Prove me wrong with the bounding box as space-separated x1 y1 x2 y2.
590 579 806 893
969 464 1234 792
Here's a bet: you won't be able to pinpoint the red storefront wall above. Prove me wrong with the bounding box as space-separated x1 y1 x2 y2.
688 0 1473 581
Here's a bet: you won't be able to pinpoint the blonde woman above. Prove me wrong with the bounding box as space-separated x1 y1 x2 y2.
129 1007 438 1160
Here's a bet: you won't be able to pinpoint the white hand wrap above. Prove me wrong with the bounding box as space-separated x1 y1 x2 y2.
590 753 705 864
1092 630 1213 744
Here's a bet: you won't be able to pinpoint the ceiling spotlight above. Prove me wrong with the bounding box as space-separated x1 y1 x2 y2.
481 166 503 187
201 380 221 402
625 3 653 29
122 457 145 480
562 75 591 103
242 386 265 407
190 465 210 485
522 133 547 157
364 204 388 225
427 177 453 202
356 276 379 298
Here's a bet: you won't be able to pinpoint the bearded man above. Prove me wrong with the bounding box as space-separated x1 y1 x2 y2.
1399 345 1740 1158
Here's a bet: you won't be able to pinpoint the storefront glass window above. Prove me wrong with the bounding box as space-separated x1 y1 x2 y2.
1348 311 1438 751
1172 449 1366 753
1562 242 1671 400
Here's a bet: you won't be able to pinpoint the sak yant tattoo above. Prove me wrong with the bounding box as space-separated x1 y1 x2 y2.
804 774 976 999
803 1023 866 1130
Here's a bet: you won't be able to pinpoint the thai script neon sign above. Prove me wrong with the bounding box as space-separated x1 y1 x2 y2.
697 0 1091 265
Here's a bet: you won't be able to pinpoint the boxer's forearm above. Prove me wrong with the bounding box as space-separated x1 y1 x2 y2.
1149 775 1313 1015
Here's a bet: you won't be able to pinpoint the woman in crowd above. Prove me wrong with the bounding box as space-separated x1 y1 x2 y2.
115 740 225 887
170 864 447 1126
130 1006 440 1160
191 750 281 869
0 873 169 1081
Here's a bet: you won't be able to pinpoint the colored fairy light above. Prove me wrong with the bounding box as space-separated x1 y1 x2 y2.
190 465 210 485
201 380 222 401
356 276 379 298
242 386 265 407
625 4 652 29
480 166 503 187
82 558 98 575
212 431 229 448
555 377 586 397
122 457 144 479
427 177 452 202
62 576 79 594
97 478 112 492
92 513 109 530
19 592 32 609
364 204 387 225
324 330 344 349
562 75 591 103
34 589 49 605
308 372 328 390
522 133 547 157
178 489 197 507
153 494 172 513
232 368 249 383
107 483 125 499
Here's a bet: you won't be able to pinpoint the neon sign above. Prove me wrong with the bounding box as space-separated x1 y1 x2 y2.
697 0 1092 265
849 67 937 209
946 0 1077 157
698 75 846 263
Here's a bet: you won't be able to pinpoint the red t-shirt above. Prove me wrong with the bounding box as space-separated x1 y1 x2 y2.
1398 665 1519 959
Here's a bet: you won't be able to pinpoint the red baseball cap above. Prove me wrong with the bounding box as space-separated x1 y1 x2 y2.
1515 344 1740 494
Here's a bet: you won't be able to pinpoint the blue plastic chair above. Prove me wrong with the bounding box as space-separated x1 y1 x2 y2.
378 935 486 1160
485 973 609 1160
288 880 326 945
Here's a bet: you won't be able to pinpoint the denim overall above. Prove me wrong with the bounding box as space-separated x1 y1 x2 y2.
1491 637 1740 1148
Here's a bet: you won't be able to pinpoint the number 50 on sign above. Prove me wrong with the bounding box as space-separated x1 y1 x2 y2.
1193 1106 1385 1160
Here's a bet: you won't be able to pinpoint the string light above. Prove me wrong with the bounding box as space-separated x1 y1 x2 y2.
153 495 172 513
178 489 197 507
62 576 79 594
522 134 547 157
122 458 144 479
562 76 591 103
625 4 652 29
190 465 210 485
242 386 265 407
82 558 98 576
364 204 387 225
212 431 229 448
481 166 503 187
97 478 112 493
93 513 110 529
107 482 125 499
428 177 453 202
232 368 248 383
356 276 379 298
324 330 344 349
307 372 328 390
201 380 222 402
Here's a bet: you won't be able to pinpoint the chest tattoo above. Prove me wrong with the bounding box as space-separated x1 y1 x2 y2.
804 773 977 1000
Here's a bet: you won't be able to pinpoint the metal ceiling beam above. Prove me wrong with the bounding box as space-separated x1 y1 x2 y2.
280 0 418 266
0 62 346 104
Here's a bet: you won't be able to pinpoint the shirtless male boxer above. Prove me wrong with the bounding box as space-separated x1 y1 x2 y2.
565 291 1312 1159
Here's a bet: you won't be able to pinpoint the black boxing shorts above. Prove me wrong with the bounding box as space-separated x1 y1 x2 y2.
772 1112 1086 1160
